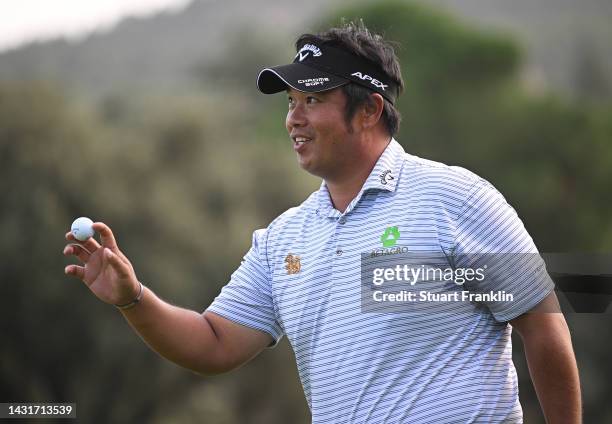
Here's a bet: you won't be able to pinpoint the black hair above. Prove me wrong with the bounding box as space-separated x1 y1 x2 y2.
296 21 404 136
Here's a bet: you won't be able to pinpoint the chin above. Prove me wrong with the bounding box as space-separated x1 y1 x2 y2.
297 159 312 172
297 157 318 176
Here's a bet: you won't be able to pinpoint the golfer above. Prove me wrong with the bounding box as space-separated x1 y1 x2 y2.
64 23 581 423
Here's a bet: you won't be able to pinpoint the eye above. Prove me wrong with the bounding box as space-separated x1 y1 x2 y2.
306 96 319 104
287 96 295 108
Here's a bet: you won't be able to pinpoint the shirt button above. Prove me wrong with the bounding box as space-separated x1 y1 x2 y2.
336 249 343 256
338 217 346 224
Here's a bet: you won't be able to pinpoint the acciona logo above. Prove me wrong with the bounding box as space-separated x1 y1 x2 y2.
295 44 322 62
351 72 388 90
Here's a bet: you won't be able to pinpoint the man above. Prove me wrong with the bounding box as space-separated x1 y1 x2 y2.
64 23 581 423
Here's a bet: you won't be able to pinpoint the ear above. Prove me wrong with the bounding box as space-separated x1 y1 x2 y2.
360 93 385 130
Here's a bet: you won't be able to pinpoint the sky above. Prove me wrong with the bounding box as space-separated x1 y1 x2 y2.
0 0 191 51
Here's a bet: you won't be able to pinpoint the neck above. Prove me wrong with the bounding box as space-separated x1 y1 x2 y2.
325 136 391 213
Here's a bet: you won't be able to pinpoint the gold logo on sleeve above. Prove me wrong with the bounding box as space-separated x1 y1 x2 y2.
285 254 301 275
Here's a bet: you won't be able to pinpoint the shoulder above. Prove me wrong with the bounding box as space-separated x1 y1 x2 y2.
398 152 498 210
403 153 483 188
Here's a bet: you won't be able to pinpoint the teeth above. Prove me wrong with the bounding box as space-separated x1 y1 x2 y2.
295 137 309 142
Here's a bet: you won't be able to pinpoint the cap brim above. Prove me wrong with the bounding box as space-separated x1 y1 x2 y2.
257 62 348 94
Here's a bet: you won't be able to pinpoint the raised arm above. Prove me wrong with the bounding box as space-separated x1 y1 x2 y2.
63 222 272 376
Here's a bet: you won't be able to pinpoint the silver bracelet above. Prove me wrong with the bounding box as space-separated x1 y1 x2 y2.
115 282 144 310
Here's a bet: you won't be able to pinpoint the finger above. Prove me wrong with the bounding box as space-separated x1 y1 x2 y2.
63 243 91 263
64 264 85 280
65 231 101 252
103 248 130 278
93 222 119 251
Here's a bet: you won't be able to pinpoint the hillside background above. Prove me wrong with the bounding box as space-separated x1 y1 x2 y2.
1 0 611 422
1 0 611 100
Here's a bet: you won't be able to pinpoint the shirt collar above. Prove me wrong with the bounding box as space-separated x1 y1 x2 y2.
316 138 405 217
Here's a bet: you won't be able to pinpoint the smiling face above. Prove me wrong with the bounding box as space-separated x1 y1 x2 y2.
286 87 359 180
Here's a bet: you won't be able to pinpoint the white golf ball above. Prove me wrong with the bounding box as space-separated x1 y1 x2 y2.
71 217 95 241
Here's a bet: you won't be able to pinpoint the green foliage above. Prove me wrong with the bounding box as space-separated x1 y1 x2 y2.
0 83 312 422
328 0 520 87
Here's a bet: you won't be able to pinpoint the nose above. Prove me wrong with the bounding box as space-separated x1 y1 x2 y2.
286 102 307 131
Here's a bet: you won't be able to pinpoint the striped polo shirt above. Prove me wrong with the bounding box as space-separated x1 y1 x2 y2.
207 138 554 423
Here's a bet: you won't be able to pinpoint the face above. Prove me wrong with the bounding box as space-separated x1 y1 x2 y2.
285 87 358 179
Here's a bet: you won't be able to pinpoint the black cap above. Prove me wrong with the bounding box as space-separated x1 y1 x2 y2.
257 42 399 104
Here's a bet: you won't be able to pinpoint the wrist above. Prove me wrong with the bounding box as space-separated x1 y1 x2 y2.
115 281 144 310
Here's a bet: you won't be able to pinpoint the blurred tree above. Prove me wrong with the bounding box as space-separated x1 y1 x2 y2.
0 83 206 422
0 83 310 423
571 36 612 104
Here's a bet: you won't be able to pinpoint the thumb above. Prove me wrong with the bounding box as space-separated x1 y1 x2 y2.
104 248 130 277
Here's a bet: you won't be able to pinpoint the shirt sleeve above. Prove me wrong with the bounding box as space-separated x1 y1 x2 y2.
454 179 555 322
206 228 284 347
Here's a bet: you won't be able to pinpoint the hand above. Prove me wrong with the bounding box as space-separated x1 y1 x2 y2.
63 222 140 306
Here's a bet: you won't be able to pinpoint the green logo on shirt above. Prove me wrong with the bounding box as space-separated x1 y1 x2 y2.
381 226 400 247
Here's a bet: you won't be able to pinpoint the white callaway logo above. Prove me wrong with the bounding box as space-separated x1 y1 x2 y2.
295 44 322 62
351 72 388 90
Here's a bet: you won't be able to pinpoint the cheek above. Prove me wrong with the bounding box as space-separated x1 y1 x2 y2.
323 116 350 140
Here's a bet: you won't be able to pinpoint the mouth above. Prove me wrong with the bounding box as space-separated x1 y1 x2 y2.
292 136 313 152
